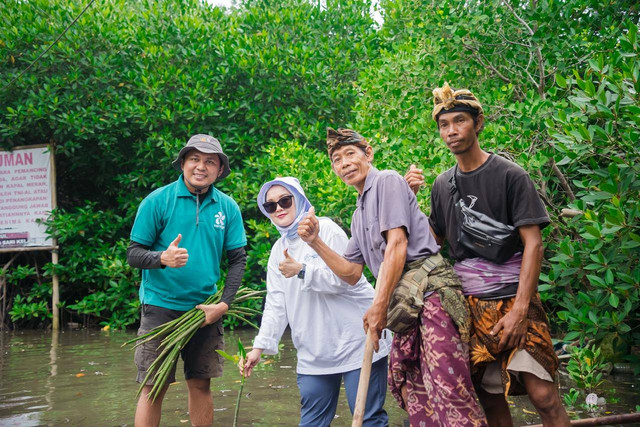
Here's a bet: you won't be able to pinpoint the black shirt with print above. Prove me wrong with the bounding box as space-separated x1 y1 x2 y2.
429 154 550 261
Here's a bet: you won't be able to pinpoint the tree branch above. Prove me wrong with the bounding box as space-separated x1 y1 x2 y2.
502 0 546 97
502 0 535 36
550 158 575 201
463 42 511 84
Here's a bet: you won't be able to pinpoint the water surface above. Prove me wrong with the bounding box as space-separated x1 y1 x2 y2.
1 329 638 426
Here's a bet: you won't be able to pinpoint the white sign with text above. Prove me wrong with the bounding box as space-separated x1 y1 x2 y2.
0 146 53 248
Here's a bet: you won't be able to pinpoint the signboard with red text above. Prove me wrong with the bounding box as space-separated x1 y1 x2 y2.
0 145 54 249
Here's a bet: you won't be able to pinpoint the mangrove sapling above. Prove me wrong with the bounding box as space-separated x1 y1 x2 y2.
562 388 580 408
216 339 248 427
122 287 264 401
567 343 607 393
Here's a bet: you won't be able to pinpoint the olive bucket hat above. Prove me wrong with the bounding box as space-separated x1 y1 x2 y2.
172 134 231 180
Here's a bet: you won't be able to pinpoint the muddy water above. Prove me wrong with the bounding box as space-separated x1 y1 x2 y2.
0 329 638 426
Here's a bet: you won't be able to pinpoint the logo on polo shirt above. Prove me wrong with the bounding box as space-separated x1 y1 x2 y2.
214 211 226 229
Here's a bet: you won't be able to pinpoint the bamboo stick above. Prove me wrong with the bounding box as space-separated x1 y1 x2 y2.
352 263 384 427
529 412 640 427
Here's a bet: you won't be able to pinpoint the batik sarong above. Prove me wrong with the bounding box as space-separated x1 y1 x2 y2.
467 294 559 396
388 294 487 426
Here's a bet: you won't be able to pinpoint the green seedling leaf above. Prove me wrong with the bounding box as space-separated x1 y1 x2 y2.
216 349 239 364
238 338 247 360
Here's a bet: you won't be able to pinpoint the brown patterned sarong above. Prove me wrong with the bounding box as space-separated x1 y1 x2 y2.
467 294 558 396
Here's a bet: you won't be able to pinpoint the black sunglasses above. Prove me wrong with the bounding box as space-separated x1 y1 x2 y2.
263 195 294 214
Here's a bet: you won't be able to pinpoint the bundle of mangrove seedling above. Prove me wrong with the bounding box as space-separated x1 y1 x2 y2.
122 286 265 401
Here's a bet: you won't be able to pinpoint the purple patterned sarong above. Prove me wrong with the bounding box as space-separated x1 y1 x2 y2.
388 294 487 426
453 252 522 296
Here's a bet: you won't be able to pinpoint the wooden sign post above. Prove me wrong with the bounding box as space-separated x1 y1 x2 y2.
0 144 59 330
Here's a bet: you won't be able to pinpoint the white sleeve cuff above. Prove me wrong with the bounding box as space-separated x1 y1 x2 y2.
252 335 279 355
299 264 315 291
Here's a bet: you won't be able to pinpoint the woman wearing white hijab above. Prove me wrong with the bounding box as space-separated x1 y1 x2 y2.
241 177 391 427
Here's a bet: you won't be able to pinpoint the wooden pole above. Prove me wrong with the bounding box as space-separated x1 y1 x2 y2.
0 253 19 330
352 263 384 427
49 144 59 332
529 412 640 427
51 247 59 331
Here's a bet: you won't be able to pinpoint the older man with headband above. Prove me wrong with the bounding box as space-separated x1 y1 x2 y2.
298 128 487 426
406 83 569 426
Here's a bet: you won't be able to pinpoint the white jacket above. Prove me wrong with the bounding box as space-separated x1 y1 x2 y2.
253 217 392 375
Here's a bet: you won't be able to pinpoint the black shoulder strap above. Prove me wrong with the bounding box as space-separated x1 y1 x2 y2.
448 164 461 203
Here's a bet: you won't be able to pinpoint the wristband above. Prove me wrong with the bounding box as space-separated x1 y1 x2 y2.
297 263 306 279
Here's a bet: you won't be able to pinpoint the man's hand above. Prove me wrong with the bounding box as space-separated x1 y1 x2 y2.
196 302 229 327
239 348 263 378
491 308 528 351
161 234 189 268
297 207 319 244
279 249 303 278
404 164 424 196
363 300 387 352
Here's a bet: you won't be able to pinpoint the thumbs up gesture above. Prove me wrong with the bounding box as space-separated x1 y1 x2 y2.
161 234 189 268
297 207 319 244
404 164 424 196
279 248 303 278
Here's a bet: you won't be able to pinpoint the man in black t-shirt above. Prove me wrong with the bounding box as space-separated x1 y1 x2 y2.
406 83 569 427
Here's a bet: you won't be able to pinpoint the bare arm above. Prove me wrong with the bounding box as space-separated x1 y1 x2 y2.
364 227 408 351
298 207 364 284
492 224 543 351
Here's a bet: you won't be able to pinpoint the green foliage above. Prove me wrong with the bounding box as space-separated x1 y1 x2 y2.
544 21 640 355
567 344 608 392
9 294 51 323
39 206 140 328
562 388 580 408
6 264 51 324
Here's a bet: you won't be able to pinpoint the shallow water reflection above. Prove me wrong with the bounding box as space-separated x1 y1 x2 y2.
0 329 638 426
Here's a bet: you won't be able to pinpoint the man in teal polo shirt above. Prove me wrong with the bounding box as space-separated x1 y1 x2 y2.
127 134 247 427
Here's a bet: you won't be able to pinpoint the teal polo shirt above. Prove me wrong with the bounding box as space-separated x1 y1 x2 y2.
130 176 247 311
